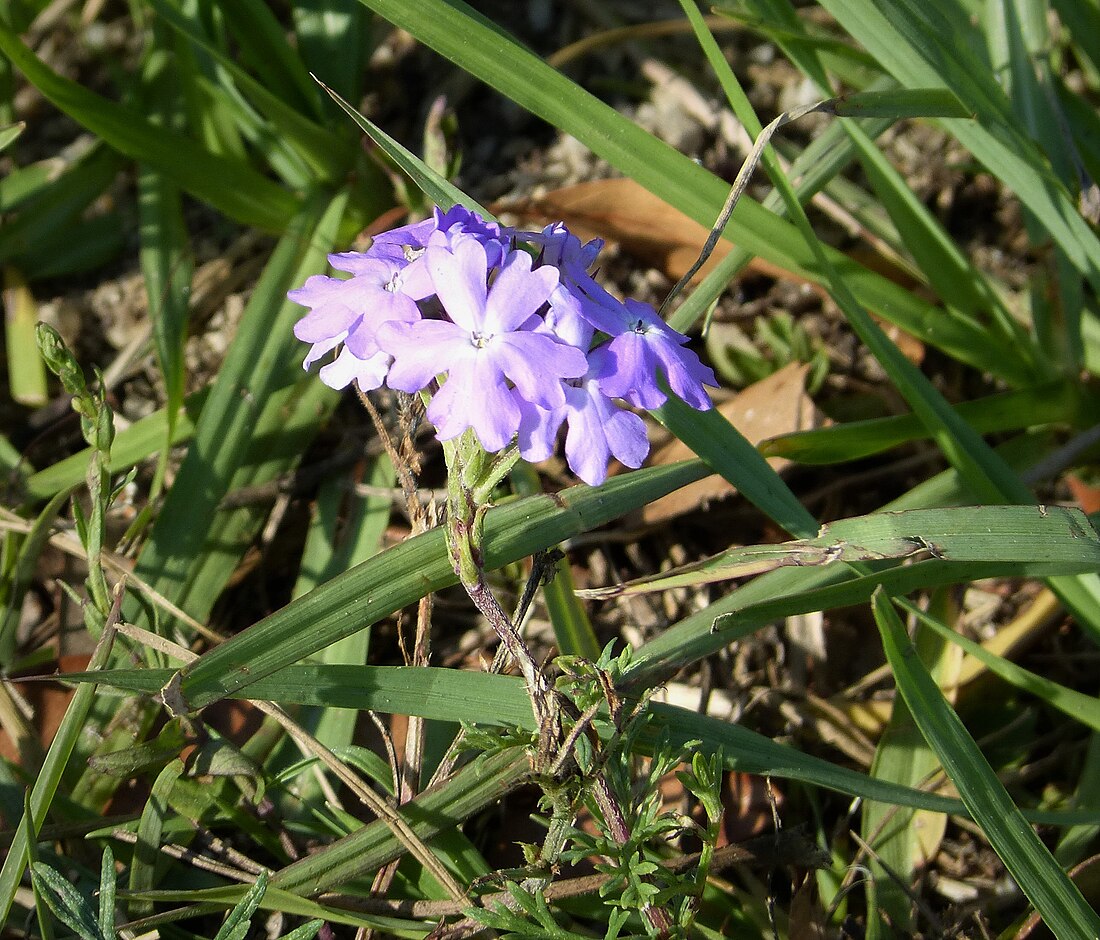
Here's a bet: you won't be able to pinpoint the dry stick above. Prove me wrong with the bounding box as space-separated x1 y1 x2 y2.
656 98 836 320
357 386 444 932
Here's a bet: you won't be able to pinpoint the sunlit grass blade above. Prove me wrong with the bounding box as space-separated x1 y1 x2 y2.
67 662 1099 826
579 505 1100 598
127 759 184 917
317 78 480 215
3 266 47 405
117 882 425 935
0 488 71 662
126 191 346 627
137 158 192 502
511 461 600 659
0 144 120 272
353 0 1035 382
168 460 710 711
862 589 958 934
23 388 206 501
761 379 1088 464
148 0 355 184
0 20 299 232
291 0 370 110
270 749 530 896
872 588 1100 938
653 394 818 540
218 0 324 121
0 121 23 151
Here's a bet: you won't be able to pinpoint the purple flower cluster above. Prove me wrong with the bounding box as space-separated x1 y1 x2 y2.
289 206 717 485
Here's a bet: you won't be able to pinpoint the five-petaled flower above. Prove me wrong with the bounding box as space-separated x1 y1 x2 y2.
288 205 717 485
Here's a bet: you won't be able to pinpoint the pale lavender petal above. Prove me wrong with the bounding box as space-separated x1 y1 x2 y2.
427 354 520 451
302 332 345 369
563 387 612 486
516 399 564 462
483 249 558 333
559 380 650 485
543 285 595 350
427 238 488 332
573 279 632 336
596 333 667 409
650 334 717 410
318 347 391 391
491 332 587 409
380 320 468 392
288 273 350 308
603 407 649 468
343 290 421 358
294 303 361 343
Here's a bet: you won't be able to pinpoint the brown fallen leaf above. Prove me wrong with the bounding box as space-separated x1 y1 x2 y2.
500 177 795 285
642 361 829 523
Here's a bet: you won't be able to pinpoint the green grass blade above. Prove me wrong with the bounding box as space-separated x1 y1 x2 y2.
0 143 120 272
2 266 47 405
127 191 346 626
137 160 192 498
0 487 71 661
653 394 819 540
291 0 371 109
761 379 1088 464
213 870 268 940
510 461 600 659
584 505 1100 597
318 79 480 215
97 845 115 940
127 759 184 916
818 0 1100 294
872 588 1100 938
896 596 1100 734
0 120 23 151
0 19 299 231
354 0 1033 383
149 0 354 184
862 589 957 933
23 387 206 501
271 749 530 895
218 0 323 120
170 460 710 711
68 662 1098 827
30 862 102 940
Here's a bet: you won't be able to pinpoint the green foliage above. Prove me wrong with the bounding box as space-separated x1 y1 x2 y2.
6 0 1100 937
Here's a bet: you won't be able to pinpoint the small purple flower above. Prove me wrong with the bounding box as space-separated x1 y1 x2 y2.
289 204 718 486
289 257 421 391
517 346 649 486
578 286 717 410
379 237 587 451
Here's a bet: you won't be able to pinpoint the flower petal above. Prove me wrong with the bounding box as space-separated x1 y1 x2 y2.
427 238 488 332
317 347 391 391
380 320 469 392
483 249 558 333
491 332 587 409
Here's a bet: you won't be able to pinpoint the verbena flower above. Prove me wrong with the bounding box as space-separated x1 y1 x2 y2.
380 237 587 451
289 206 717 485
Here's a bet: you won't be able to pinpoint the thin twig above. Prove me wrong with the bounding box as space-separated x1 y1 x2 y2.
657 99 838 318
